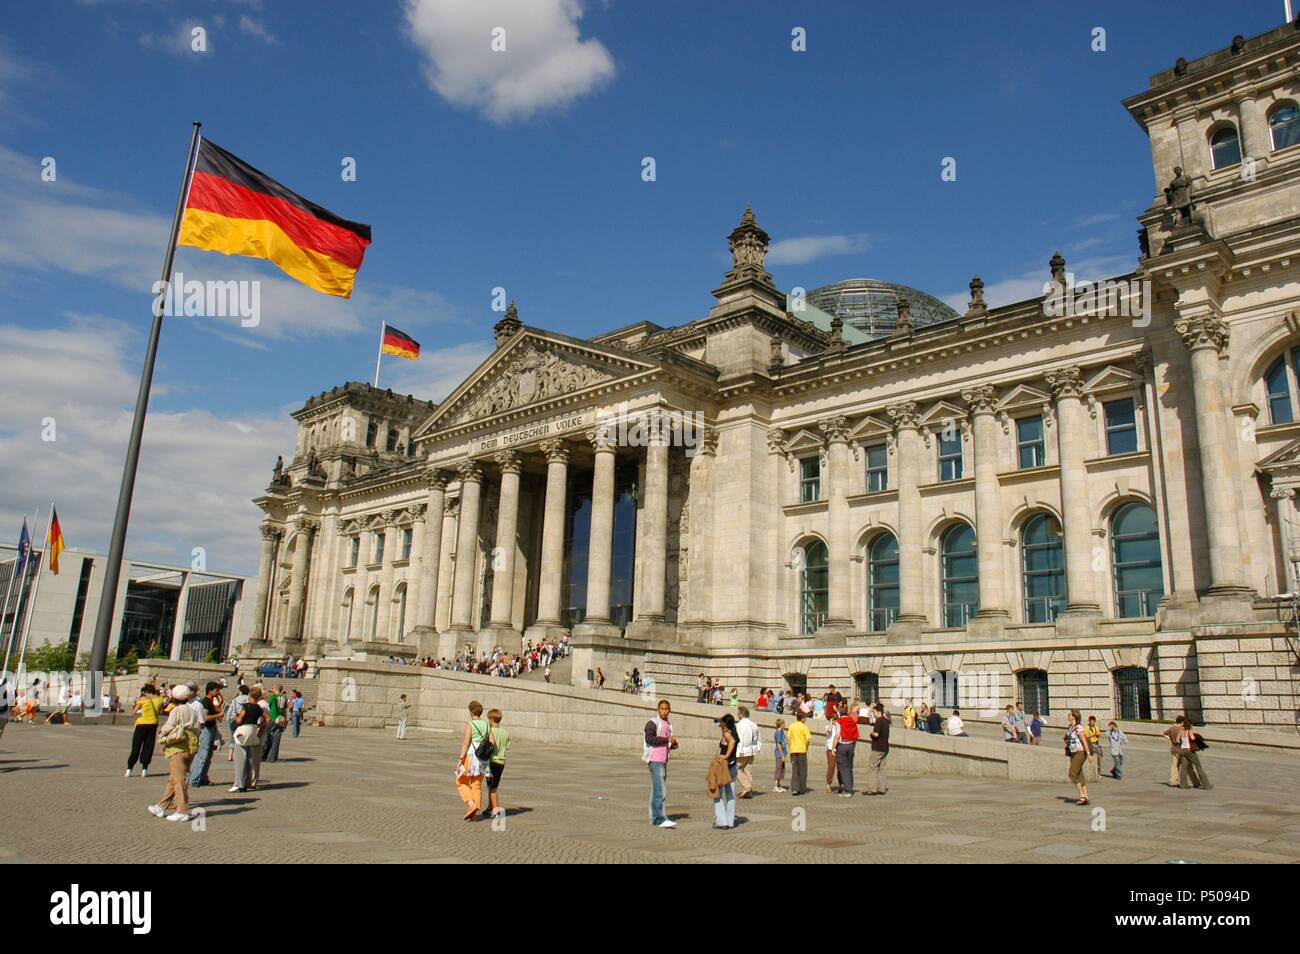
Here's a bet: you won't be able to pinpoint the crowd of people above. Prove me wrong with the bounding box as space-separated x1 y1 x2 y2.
387 637 570 681
128 678 306 823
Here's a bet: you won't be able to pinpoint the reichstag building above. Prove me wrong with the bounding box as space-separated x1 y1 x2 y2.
246 22 1300 727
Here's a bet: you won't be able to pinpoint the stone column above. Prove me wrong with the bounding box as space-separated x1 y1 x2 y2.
1271 487 1296 592
377 511 398 640
486 450 522 633
434 498 458 633
634 420 670 624
1176 314 1249 596
963 385 1010 620
250 524 280 642
448 461 482 634
285 516 317 642
411 470 448 652
1237 94 1270 166
1045 366 1099 615
887 401 926 629
819 415 853 630
529 439 570 636
582 427 618 626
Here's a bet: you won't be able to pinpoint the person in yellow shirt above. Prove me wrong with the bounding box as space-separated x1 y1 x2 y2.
126 684 164 778
1084 715 1103 776
903 702 917 730
786 709 813 796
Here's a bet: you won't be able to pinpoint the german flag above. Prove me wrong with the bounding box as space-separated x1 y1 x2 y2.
381 324 420 360
48 507 65 575
179 139 371 298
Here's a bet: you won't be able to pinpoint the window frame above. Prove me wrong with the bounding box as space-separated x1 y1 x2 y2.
1020 513 1066 623
1209 123 1242 170
1103 397 1139 455
400 527 413 561
1016 415 1046 469
865 443 889 493
799 539 829 635
799 455 822 503
867 533 899 632
347 535 360 568
1110 502 1165 619
937 431 963 482
372 531 386 565
1269 102 1300 152
940 523 979 628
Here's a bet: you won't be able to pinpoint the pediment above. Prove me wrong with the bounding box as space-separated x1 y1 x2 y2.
919 399 968 426
849 414 892 442
1257 437 1300 472
1083 366 1138 395
784 428 824 453
996 384 1051 413
415 330 657 436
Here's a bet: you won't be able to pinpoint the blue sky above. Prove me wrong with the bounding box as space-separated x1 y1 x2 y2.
0 0 1288 574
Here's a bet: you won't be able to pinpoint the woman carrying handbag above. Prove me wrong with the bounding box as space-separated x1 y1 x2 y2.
1064 709 1091 806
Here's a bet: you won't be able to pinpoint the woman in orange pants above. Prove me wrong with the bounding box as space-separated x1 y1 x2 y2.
454 700 492 820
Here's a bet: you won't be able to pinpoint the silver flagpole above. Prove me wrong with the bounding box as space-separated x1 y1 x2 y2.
14 504 54 684
87 123 202 677
0 513 28 663
374 320 386 388
2 507 38 675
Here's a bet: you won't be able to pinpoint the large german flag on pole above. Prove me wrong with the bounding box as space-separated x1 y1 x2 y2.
179 139 371 298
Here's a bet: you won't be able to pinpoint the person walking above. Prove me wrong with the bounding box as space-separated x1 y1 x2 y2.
186 682 222 788
787 709 811 795
1084 715 1103 777
824 712 841 793
147 685 202 823
1106 721 1128 779
485 708 511 818
734 706 760 799
1175 716 1213 790
455 700 491 820
835 701 863 797
396 694 411 740
864 702 890 795
229 686 266 793
712 712 738 829
1161 720 1183 787
1029 711 1043 745
1065 709 1092 806
262 685 287 762
772 718 789 793
225 684 248 763
643 699 678 828
126 684 164 778
289 690 304 737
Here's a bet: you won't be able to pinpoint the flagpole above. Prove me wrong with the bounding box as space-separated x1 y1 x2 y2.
374 320 386 388
87 122 203 677
2 508 37 675
14 504 54 683
0 514 27 659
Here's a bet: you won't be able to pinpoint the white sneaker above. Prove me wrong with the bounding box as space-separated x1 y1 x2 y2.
147 804 165 818
140 768 148 778
124 769 132 778
228 785 243 793
165 812 190 822
657 819 677 828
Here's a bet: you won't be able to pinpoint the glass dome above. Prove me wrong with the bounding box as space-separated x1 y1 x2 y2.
806 279 959 339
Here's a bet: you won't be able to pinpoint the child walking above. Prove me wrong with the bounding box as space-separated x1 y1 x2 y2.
772 718 789 793
1106 721 1128 779
486 708 511 818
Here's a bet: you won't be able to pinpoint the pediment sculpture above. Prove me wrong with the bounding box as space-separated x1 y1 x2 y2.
453 343 614 424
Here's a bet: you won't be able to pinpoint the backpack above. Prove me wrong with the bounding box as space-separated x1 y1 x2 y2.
473 721 494 761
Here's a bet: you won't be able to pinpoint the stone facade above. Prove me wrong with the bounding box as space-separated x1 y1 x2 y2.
251 23 1300 727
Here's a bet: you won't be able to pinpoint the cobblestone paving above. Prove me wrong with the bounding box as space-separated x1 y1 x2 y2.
1 721 1297 863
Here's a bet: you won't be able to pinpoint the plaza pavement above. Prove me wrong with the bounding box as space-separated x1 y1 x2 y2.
0 719 1297 864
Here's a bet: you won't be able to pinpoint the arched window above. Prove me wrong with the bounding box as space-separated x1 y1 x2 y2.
1266 355 1294 424
1017 669 1050 716
1111 503 1164 618
340 587 354 642
1021 514 1066 622
799 540 829 635
940 524 978 627
395 583 408 642
386 428 400 453
367 585 381 639
1270 103 1300 152
867 533 899 632
1210 125 1242 169
365 419 378 447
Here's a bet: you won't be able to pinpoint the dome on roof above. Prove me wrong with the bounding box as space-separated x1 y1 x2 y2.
806 279 959 339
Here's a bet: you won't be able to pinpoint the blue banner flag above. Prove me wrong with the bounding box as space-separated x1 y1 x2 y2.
14 519 30 577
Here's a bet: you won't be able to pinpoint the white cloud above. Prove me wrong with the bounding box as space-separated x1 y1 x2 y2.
138 19 217 56
940 253 1136 312
767 233 873 266
384 340 495 404
403 0 615 123
0 315 295 575
238 15 278 45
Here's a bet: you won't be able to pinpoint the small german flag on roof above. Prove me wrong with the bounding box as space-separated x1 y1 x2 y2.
180 139 371 298
381 324 420 360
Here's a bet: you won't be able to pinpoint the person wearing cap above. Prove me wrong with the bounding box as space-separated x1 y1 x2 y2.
148 685 203 823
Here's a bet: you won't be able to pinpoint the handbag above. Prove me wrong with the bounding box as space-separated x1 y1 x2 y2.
1194 735 1209 752
233 724 259 747
473 721 495 761
159 719 188 746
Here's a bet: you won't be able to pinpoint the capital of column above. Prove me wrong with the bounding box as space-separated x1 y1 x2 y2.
493 450 522 475
381 509 400 527
766 428 786 455
1270 486 1296 500
1174 314 1229 356
259 523 282 543
540 438 570 465
409 502 427 519
587 427 617 452
457 459 483 484
426 467 450 492
1044 365 1084 401
1134 347 1154 379
960 384 998 416
292 516 318 537
886 400 920 431
443 497 459 517
817 415 851 445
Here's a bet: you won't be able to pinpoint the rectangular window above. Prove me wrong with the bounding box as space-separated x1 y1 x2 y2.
800 456 821 502
1016 416 1045 469
373 533 386 565
865 443 888 492
348 536 360 568
1104 398 1138 455
401 528 413 561
938 432 963 481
